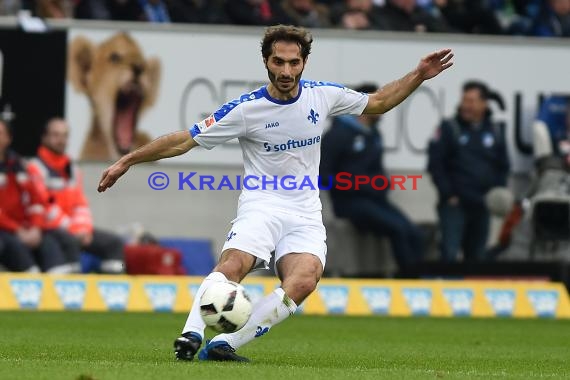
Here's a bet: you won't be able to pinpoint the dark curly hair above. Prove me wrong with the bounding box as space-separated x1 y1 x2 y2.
261 25 313 62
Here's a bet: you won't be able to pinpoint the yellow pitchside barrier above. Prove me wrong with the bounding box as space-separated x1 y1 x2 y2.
1 273 569 318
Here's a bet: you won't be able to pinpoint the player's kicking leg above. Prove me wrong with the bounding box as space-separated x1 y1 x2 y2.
198 252 323 362
174 249 254 361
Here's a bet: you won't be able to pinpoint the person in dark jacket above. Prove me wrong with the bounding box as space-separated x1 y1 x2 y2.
320 83 424 273
427 80 510 262
376 0 451 33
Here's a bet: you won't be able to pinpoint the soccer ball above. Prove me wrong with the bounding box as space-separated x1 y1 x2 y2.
199 281 252 333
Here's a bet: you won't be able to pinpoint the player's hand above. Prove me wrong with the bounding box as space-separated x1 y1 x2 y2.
416 49 454 80
98 159 130 192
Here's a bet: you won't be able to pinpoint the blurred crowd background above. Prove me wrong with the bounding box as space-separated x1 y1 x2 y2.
1 0 570 38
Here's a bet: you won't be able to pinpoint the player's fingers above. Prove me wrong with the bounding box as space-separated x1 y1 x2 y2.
441 53 454 64
437 48 452 57
442 62 454 70
97 169 109 192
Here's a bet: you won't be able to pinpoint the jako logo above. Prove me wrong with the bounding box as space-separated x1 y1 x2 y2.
317 285 349 314
265 121 279 129
442 289 474 316
144 284 177 312
255 326 270 338
361 287 391 315
402 288 432 316
485 289 515 317
307 109 319 124
527 290 558 318
55 280 86 310
9 279 42 309
98 282 130 311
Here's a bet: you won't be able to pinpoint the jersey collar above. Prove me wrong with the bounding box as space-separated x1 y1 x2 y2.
262 82 302 105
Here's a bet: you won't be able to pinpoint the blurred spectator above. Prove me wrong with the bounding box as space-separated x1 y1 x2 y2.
0 0 22 15
530 0 570 37
330 0 384 30
164 0 228 24
139 0 170 22
429 0 504 34
532 95 570 169
29 118 125 274
376 0 451 32
427 81 510 262
107 0 146 21
0 119 77 273
225 0 293 26
73 0 111 19
320 83 424 274
36 0 73 18
282 0 332 28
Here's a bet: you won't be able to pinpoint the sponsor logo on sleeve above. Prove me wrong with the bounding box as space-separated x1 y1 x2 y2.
204 115 215 128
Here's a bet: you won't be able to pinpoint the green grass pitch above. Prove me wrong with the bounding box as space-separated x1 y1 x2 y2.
0 311 569 380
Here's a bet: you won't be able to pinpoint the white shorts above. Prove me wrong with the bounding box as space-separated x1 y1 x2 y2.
222 208 327 272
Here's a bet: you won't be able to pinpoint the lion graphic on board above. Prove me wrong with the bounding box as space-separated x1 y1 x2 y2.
68 32 161 160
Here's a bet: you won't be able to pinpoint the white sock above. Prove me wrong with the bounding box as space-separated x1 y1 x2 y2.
182 271 228 340
211 288 297 349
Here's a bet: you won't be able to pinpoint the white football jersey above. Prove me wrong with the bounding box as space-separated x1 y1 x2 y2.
190 79 369 218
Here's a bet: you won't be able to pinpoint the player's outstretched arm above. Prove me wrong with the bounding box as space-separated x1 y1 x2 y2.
97 130 197 192
363 49 454 115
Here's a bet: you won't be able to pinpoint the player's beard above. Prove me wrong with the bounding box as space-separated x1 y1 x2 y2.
266 67 303 97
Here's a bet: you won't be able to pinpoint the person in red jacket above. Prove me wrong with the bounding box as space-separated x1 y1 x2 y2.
29 118 125 273
0 119 73 273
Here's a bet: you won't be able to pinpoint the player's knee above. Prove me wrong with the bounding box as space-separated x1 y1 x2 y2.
214 250 254 282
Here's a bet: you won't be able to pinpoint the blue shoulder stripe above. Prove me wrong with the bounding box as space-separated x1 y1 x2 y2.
213 88 265 123
301 79 345 89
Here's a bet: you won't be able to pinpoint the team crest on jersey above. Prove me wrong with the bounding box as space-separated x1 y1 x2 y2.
307 109 319 124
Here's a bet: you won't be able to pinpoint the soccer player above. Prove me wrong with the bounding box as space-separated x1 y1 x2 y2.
97 25 453 362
